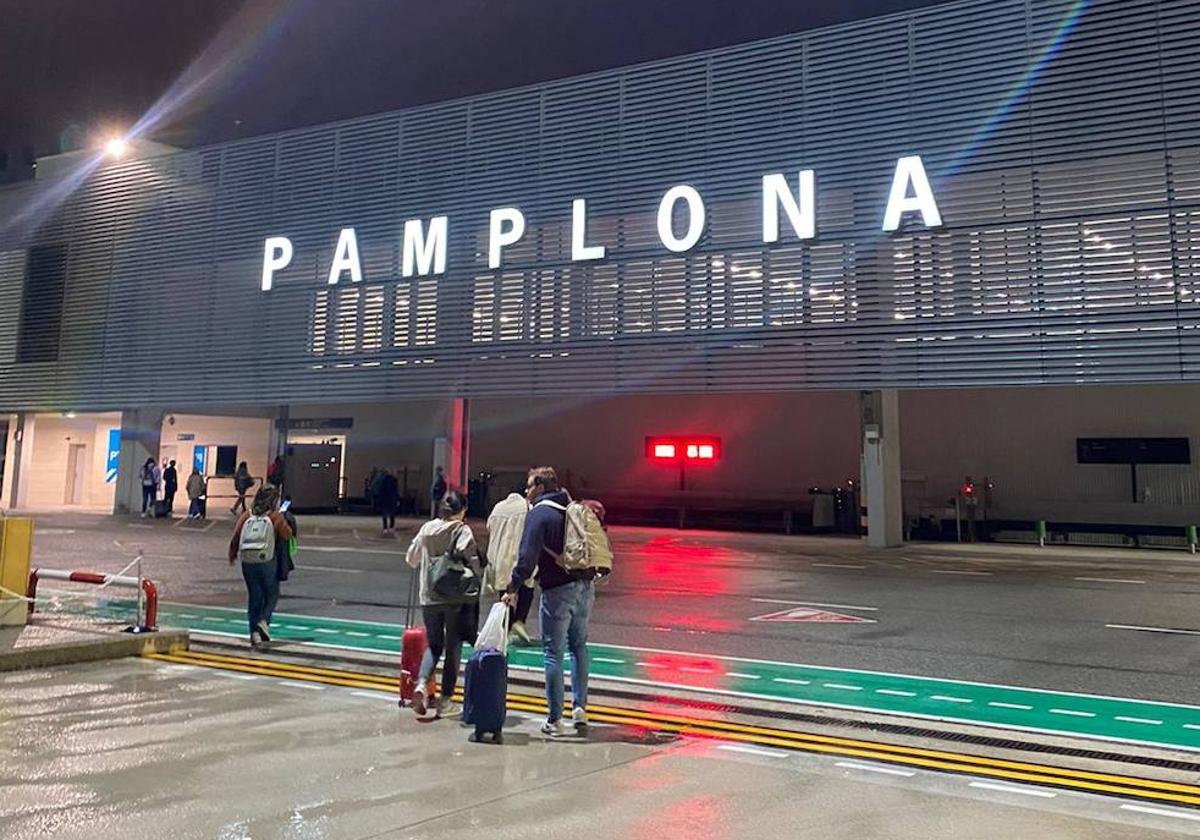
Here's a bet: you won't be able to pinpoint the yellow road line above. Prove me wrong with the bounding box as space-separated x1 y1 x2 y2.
146 650 1200 807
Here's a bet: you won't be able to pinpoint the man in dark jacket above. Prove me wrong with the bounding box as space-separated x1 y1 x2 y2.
162 460 178 515
504 466 596 738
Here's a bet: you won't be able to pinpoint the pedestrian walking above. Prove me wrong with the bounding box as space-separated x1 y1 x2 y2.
138 457 160 518
267 454 285 488
372 467 400 535
265 496 299 628
162 460 178 515
231 461 254 515
186 466 207 519
504 466 611 738
227 486 292 648
430 466 447 518
486 489 533 645
404 490 483 718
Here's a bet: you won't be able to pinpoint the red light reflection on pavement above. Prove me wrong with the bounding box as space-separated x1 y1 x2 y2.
634 795 727 840
640 653 727 690
640 536 736 597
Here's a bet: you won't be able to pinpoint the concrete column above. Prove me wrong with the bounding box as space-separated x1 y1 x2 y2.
860 389 903 548
113 408 163 515
269 405 290 460
445 398 471 490
4 413 31 510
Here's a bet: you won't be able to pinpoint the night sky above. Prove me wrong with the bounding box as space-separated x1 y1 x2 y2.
1 0 954 175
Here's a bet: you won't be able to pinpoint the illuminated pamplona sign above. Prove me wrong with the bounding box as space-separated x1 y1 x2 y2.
259 155 942 291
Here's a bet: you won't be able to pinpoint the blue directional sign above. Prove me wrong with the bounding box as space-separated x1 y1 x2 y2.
105 429 120 483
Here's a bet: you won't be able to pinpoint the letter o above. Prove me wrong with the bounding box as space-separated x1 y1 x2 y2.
656 185 706 253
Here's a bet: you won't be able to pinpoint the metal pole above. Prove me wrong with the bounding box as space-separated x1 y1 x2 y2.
955 497 962 543
135 549 144 630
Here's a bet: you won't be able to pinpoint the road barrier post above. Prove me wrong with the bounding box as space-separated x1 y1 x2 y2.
1036 519 1047 548
0 517 33 626
1188 524 1197 555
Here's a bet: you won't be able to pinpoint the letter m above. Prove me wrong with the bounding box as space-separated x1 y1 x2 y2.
402 216 448 277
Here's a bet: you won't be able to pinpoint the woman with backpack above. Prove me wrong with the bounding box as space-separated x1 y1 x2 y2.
404 490 483 717
231 461 254 515
138 457 160 518
228 486 293 648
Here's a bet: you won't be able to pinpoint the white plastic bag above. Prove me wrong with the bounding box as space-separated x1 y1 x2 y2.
475 601 509 654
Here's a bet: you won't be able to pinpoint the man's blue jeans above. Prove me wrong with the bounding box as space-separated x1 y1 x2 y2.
540 579 595 722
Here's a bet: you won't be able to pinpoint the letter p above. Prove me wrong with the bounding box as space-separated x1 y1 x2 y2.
261 236 293 292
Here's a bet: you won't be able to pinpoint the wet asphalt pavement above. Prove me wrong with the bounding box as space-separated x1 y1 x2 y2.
20 511 1200 706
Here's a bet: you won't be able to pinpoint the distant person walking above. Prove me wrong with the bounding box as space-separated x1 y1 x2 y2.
138 457 160 518
372 467 400 535
504 466 606 738
186 466 207 519
267 454 285 488
162 460 178 515
228 486 292 648
404 490 483 718
231 461 254 515
487 489 533 645
430 466 447 518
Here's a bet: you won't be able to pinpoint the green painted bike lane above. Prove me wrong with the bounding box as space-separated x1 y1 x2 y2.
139 601 1200 752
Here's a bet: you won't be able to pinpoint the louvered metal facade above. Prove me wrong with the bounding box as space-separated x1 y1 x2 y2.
2 0 1200 411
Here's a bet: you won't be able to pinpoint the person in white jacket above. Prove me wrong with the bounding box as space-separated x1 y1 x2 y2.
486 491 534 645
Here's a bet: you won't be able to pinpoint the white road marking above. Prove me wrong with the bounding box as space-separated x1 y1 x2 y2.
594 657 626 664
1114 716 1163 726
37 528 76 535
202 617 225 623
377 634 403 641
811 563 867 570
215 672 258 681
1074 577 1144 585
823 683 863 692
178 613 199 619
295 564 366 574
1049 709 1096 718
302 546 403 556
774 677 811 686
717 744 789 759
836 761 916 778
314 628 339 635
1106 624 1200 636
1120 804 1200 822
876 689 917 698
279 680 325 691
930 695 972 704
751 598 879 612
348 690 392 701
930 569 993 576
679 666 716 675
968 781 1056 799
988 702 1033 711
164 664 197 672
1182 724 1200 731
727 672 761 680
344 631 370 637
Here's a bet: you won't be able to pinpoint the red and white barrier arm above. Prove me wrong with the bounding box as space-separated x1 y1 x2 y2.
26 568 158 629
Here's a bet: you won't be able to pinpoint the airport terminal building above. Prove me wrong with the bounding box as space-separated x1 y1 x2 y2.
1 0 1199 544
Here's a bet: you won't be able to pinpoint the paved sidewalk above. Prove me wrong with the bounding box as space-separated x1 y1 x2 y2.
2 658 1196 839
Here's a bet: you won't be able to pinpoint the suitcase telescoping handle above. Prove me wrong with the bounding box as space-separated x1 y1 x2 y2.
405 564 419 629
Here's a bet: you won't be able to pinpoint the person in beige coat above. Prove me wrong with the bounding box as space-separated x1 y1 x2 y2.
486 491 534 644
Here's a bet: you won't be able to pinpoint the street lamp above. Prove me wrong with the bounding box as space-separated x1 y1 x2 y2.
104 137 128 158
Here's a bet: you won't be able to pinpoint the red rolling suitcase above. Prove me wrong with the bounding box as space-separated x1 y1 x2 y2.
399 569 431 707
